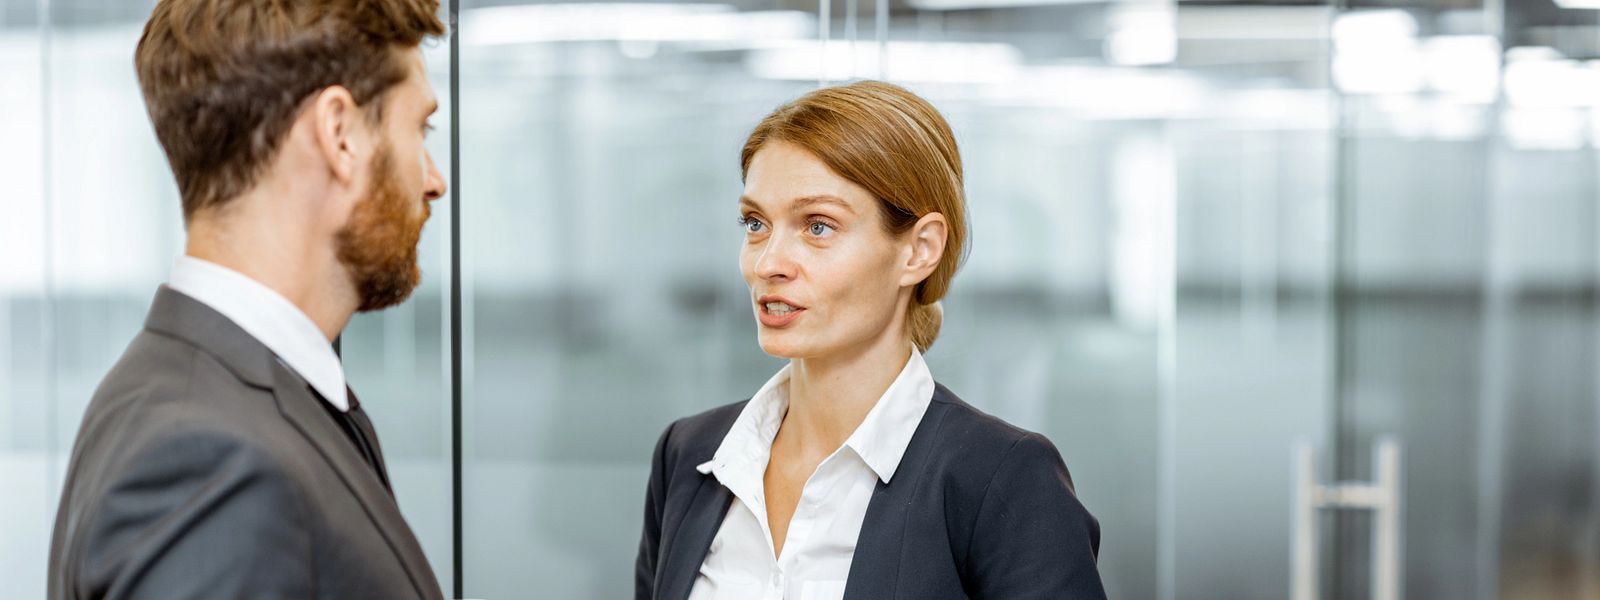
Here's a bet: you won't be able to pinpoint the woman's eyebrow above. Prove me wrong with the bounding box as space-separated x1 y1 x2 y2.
740 194 857 215
790 195 857 215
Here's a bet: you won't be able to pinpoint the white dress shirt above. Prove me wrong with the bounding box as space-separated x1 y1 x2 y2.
167 255 349 411
690 347 936 600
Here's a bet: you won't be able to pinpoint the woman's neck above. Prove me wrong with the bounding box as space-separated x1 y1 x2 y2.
781 331 914 456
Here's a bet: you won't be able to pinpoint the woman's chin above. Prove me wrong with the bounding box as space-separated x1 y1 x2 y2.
757 332 812 359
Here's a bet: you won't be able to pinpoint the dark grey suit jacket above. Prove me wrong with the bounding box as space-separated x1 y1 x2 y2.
636 383 1107 600
48 287 442 600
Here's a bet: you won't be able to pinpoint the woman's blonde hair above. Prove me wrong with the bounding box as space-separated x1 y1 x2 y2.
741 80 967 352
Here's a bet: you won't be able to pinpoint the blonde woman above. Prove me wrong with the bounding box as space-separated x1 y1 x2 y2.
636 81 1106 600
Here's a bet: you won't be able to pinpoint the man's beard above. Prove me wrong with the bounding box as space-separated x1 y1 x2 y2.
336 145 430 313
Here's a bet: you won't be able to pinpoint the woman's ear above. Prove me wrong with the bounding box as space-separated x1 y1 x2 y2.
900 212 948 288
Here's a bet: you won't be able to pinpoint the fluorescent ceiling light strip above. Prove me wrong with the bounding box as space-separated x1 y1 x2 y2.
905 0 1100 11
462 4 814 45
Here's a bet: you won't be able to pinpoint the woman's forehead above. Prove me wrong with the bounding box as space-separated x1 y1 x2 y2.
744 143 875 213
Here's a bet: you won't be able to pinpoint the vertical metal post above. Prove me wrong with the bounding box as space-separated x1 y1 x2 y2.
1473 3 1509 600
845 0 857 78
1371 439 1403 600
874 0 887 78
818 0 831 86
40 0 59 507
448 0 463 596
1292 440 1319 600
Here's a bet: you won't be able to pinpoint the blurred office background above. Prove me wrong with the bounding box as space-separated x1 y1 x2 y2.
4 0 1600 598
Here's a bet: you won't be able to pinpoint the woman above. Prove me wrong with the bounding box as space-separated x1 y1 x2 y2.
636 81 1105 600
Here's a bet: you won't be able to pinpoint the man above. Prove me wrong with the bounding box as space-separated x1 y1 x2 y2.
47 1 448 598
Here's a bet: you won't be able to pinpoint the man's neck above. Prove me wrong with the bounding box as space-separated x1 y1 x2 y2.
185 223 356 342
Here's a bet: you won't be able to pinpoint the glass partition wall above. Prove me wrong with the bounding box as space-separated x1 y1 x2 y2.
1329 3 1600 599
3 4 196 599
5 0 1600 598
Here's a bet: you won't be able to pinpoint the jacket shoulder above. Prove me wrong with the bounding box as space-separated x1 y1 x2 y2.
927 383 1042 454
922 383 1080 493
84 329 280 434
66 328 305 509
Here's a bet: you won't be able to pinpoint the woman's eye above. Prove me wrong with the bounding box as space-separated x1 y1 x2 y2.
808 221 835 236
738 216 765 233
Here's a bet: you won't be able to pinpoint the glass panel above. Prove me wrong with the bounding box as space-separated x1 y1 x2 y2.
1171 113 1338 598
1329 3 1600 598
456 1 815 595
1 1 174 597
1477 9 1600 592
1477 144 1600 599
1167 5 1339 597
0 2 50 596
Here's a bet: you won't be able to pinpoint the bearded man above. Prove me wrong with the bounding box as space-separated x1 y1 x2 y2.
47 1 449 598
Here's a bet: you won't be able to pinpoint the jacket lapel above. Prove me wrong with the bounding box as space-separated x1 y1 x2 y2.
843 396 951 600
272 358 441 599
658 474 733 600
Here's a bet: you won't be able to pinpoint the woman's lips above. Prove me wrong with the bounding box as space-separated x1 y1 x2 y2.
757 296 806 328
758 306 804 328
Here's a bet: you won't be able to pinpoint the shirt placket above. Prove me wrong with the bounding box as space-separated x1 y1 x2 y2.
769 453 850 599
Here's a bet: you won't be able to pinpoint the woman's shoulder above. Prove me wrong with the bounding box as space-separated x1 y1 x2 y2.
928 383 1059 453
925 387 1103 595
923 383 1075 486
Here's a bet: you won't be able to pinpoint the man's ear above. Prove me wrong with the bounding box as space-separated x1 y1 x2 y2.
309 85 365 186
900 212 948 288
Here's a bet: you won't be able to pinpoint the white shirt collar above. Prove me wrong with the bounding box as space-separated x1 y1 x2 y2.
696 346 935 484
167 256 350 412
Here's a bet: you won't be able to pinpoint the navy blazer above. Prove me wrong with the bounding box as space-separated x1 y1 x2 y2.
635 383 1107 600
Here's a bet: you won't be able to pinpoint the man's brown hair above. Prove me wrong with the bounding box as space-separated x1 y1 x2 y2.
135 0 445 220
